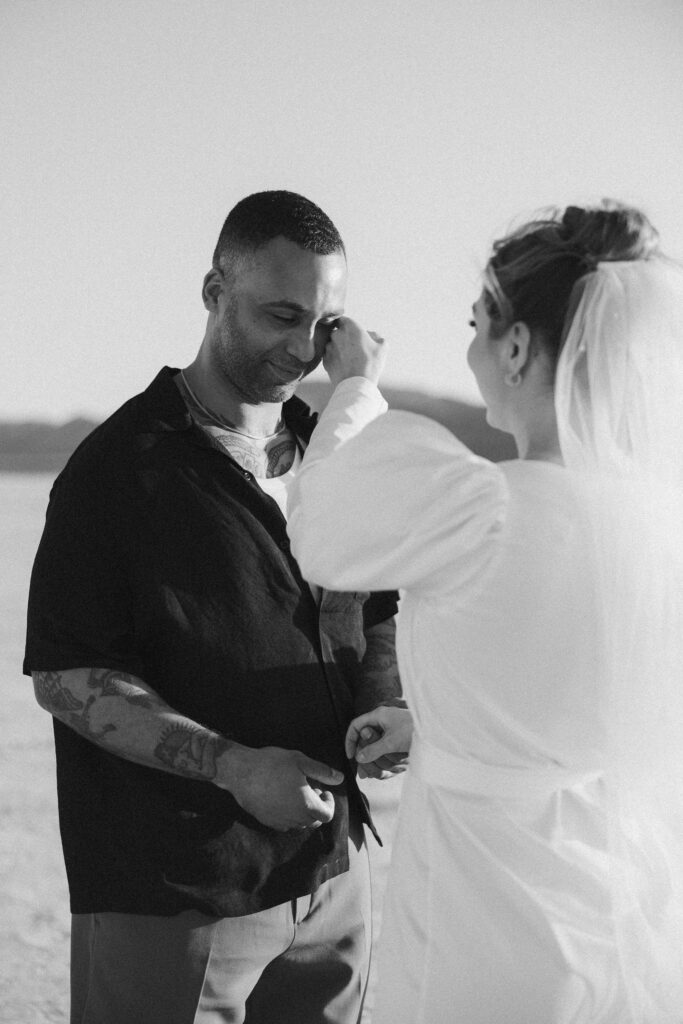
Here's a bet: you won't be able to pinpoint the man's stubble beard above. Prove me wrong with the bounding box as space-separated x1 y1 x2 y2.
214 302 301 406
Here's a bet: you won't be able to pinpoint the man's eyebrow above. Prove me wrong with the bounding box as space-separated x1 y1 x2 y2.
263 300 307 312
262 300 345 317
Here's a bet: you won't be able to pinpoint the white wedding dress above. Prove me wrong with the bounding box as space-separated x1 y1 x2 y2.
287 377 683 1024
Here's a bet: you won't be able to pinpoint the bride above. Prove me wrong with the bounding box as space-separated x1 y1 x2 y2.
286 202 683 1023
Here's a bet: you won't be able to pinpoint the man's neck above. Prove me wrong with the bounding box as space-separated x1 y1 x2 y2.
180 363 284 438
175 371 297 478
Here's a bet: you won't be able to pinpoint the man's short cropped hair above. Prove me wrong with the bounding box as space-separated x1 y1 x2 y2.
212 190 345 277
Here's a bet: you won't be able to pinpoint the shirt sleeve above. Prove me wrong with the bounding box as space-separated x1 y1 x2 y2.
23 454 144 677
287 377 507 596
362 589 399 630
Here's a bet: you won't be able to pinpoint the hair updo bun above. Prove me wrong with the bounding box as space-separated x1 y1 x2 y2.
484 200 661 366
560 202 659 268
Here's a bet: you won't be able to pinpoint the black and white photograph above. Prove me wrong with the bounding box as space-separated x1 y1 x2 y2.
2 2 683 1021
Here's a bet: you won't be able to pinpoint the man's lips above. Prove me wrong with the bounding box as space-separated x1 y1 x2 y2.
266 361 308 382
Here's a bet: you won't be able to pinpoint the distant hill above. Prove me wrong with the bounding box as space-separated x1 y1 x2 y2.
0 418 98 473
0 385 514 473
297 382 516 462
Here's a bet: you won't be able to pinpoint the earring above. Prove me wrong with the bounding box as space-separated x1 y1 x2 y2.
504 371 522 387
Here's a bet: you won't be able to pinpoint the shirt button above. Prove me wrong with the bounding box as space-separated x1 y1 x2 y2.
243 470 251 479
279 539 289 551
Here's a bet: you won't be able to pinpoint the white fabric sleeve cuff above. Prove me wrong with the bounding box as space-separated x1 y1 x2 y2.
306 377 389 462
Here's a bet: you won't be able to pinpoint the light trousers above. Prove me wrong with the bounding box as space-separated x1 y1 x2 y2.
70 826 371 1024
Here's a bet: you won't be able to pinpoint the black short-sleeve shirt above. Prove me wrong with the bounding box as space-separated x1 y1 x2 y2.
24 367 398 916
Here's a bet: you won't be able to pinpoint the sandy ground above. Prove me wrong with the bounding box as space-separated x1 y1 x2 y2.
0 474 402 1023
0 683 71 1024
1 475 71 1023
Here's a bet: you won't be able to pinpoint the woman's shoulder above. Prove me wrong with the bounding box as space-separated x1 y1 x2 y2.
290 401 509 595
363 409 509 512
368 408 504 472
498 460 592 544
499 458 575 499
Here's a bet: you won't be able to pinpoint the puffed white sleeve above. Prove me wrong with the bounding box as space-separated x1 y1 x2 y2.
287 377 507 594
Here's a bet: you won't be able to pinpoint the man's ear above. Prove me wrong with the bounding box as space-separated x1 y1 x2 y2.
202 269 223 313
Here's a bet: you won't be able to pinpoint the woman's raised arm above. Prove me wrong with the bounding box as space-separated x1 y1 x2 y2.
287 376 507 595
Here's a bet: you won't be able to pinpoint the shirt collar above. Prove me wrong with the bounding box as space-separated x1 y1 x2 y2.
138 366 317 440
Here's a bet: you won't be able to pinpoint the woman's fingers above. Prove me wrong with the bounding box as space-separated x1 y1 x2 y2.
345 712 384 758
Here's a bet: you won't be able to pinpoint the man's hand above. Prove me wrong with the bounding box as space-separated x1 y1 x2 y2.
323 316 388 389
218 745 344 833
347 707 413 780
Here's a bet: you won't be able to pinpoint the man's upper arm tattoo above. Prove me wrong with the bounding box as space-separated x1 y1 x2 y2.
33 670 117 741
87 668 154 708
34 670 84 713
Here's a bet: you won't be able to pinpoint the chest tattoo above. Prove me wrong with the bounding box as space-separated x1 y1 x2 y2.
175 377 299 478
211 429 297 478
266 439 296 477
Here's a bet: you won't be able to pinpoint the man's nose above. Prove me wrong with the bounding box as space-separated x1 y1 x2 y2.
285 323 320 362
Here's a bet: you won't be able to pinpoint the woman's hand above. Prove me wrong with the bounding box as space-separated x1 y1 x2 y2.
323 316 388 388
354 724 409 779
345 706 414 779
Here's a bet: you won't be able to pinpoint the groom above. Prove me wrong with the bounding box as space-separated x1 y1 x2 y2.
24 190 403 1023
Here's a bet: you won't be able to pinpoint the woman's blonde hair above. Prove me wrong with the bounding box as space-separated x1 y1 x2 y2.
484 201 660 365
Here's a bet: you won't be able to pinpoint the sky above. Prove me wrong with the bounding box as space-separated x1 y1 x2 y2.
2 0 682 422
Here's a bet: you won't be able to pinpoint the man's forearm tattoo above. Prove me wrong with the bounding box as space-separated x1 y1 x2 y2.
364 636 400 675
35 669 230 781
154 725 230 781
361 620 404 706
363 629 401 680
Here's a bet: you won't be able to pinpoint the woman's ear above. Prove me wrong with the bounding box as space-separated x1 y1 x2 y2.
202 269 223 313
501 321 532 386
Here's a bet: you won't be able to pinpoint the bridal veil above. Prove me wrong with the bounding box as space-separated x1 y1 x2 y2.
555 258 683 1019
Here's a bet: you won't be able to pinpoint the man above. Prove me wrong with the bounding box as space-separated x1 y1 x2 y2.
24 191 403 1023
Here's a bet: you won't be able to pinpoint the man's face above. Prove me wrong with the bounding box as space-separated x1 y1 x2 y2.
211 236 347 404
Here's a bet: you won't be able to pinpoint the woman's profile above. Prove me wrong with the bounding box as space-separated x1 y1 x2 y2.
287 202 683 1023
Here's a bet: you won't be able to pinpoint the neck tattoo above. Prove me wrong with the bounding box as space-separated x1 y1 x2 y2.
179 371 286 440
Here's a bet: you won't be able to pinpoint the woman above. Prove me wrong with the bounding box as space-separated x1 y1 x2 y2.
286 202 683 1023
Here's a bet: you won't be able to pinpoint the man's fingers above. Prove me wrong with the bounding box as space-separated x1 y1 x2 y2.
307 787 335 824
299 757 344 786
